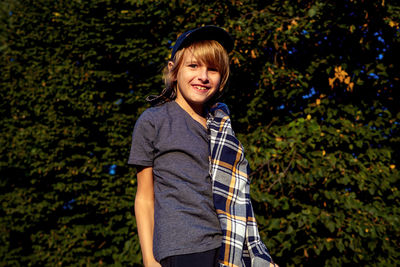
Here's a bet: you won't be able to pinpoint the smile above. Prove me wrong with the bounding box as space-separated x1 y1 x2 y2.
193 85 210 91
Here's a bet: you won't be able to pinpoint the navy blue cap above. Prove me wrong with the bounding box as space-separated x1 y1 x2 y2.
170 26 234 60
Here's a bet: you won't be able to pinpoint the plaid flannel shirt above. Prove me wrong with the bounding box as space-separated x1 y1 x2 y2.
207 103 274 267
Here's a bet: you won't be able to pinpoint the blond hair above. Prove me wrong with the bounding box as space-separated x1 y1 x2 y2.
147 40 230 106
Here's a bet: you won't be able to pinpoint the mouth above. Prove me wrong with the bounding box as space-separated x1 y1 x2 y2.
192 85 210 91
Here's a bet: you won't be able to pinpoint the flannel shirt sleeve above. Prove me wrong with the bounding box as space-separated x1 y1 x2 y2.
208 103 274 267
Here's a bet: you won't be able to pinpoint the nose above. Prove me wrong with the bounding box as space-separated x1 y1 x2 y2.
198 67 209 82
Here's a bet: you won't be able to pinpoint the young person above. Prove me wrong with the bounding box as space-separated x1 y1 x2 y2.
129 26 276 267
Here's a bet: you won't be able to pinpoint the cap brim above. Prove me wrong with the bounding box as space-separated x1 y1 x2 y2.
181 26 234 53
171 26 234 59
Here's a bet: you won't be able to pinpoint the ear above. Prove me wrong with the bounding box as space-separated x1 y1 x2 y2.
168 61 177 82
168 61 174 72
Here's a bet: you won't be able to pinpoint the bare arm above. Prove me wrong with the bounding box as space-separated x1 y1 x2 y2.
134 166 161 267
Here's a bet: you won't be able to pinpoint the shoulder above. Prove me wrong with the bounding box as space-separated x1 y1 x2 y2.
135 101 177 131
137 102 170 122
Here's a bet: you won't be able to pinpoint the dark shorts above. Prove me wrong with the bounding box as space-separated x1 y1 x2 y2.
160 247 220 267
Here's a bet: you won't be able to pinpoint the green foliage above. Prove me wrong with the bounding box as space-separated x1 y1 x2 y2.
1 0 399 266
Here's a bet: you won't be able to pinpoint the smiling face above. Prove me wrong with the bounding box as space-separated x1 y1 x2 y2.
163 40 230 113
173 50 221 114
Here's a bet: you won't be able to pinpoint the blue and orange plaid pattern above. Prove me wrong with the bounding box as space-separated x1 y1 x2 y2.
207 103 275 267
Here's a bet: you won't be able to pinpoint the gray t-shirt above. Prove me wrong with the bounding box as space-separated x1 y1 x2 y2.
128 101 222 261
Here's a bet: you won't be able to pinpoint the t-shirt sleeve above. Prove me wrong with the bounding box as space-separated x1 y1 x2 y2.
128 110 156 167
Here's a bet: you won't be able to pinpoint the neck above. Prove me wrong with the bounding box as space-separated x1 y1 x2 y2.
175 97 205 116
174 99 207 128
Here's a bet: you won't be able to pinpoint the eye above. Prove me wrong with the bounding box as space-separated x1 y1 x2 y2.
208 67 218 72
188 63 198 68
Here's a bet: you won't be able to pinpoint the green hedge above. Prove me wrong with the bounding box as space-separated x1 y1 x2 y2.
1 0 399 266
